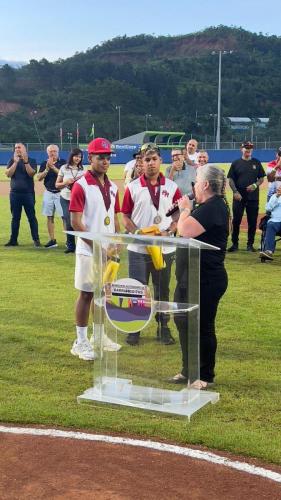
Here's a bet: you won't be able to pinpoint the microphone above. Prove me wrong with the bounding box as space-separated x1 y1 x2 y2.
165 183 195 217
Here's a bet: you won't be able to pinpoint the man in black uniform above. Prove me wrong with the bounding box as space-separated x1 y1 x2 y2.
5 142 40 247
227 141 265 252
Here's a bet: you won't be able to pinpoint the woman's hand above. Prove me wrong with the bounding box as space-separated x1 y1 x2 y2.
177 195 192 211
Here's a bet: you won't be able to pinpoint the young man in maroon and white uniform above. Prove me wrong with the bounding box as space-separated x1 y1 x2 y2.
121 145 182 346
69 138 121 360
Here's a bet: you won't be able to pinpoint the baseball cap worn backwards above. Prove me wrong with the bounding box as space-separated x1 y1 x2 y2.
88 138 112 154
241 141 253 149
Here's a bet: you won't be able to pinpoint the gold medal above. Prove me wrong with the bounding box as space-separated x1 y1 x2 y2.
104 215 111 226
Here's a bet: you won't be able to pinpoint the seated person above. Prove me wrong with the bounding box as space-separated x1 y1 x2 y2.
266 147 281 201
260 186 281 261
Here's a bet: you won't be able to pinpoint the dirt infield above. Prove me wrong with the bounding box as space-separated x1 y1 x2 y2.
1 428 281 499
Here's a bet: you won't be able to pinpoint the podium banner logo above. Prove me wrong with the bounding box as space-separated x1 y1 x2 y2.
104 278 152 333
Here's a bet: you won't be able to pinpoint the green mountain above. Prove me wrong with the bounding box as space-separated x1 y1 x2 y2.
0 25 280 144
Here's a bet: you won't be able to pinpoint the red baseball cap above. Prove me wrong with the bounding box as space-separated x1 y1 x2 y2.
88 137 111 154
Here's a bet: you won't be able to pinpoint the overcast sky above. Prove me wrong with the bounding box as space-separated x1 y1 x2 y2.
1 0 281 62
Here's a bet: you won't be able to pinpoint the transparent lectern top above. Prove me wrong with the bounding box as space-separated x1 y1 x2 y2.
68 230 220 250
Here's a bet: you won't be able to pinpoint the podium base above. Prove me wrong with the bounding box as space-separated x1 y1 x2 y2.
77 377 219 419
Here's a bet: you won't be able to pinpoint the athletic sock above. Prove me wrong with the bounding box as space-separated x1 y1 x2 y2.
76 326 88 343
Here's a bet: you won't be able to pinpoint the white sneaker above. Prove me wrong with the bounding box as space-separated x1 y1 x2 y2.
89 332 122 352
70 340 97 361
102 333 122 352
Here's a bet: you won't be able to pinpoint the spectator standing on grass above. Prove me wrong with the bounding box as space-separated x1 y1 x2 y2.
38 144 66 248
5 142 40 247
129 150 144 182
266 147 281 201
124 151 138 186
69 138 121 361
197 150 209 167
55 148 85 254
165 148 196 196
227 141 265 253
184 139 199 167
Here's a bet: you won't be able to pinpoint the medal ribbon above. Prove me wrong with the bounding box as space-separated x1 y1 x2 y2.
90 171 111 211
145 176 161 211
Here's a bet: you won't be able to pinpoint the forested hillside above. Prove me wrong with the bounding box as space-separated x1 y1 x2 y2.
0 26 280 143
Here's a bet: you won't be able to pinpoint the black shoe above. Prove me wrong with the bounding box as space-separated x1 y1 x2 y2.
4 240 18 247
126 332 140 346
157 326 176 345
64 248 75 254
44 239 58 248
34 240 41 247
168 373 188 384
247 245 256 252
227 244 238 253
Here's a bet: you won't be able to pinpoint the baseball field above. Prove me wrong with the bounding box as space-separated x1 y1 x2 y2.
0 164 280 471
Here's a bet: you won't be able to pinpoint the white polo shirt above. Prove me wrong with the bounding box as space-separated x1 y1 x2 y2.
122 173 181 254
69 170 120 256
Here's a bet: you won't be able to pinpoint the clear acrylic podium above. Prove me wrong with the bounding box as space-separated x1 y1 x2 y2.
72 231 219 419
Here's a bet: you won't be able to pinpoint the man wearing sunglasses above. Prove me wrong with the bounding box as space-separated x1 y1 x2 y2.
227 141 265 252
69 138 121 360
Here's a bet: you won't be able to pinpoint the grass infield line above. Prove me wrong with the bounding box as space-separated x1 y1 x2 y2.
0 425 281 484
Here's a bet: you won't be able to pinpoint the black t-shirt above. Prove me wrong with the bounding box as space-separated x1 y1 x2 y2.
176 196 229 285
8 157 37 193
39 159 66 192
227 157 265 200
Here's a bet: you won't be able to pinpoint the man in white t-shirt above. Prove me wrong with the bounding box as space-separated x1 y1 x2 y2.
184 139 199 167
69 137 121 360
123 151 138 186
121 144 181 346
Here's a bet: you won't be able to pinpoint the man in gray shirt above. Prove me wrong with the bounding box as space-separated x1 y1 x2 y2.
165 148 196 196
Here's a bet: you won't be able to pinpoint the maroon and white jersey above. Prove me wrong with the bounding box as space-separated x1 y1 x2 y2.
122 172 181 254
70 170 120 256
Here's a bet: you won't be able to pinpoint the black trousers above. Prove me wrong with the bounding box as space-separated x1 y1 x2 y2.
174 270 228 383
128 250 174 326
231 198 259 246
9 192 39 243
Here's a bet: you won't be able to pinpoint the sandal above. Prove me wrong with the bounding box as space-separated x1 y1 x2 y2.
189 379 214 390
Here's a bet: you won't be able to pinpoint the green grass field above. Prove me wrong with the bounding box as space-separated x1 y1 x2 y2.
0 168 280 466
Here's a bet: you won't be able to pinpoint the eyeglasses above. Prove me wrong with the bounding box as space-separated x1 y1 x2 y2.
172 154 183 159
96 153 111 160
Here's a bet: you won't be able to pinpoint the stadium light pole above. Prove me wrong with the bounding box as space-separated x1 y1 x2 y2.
116 106 121 140
212 50 233 150
216 50 222 150
145 114 152 131
30 110 42 146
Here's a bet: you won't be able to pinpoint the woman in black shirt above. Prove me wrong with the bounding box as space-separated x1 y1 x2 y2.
170 165 229 389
